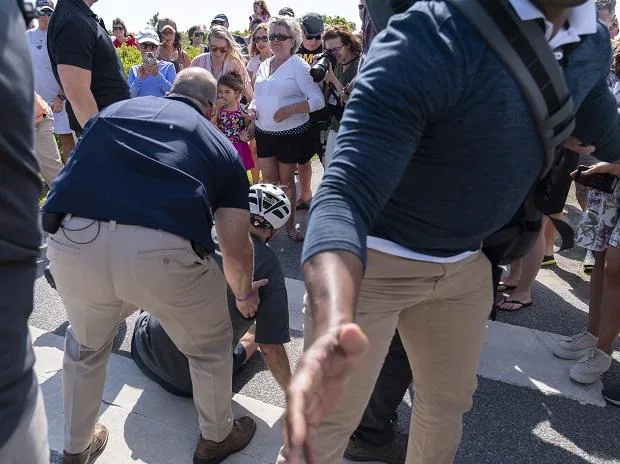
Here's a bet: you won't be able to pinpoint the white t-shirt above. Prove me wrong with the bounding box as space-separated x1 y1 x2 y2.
252 55 325 132
247 54 267 76
26 28 61 103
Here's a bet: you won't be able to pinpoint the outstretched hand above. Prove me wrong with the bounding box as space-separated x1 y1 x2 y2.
282 323 368 463
563 136 595 156
236 278 269 318
571 161 620 178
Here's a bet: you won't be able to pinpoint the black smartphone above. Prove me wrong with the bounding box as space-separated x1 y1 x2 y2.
574 165 619 194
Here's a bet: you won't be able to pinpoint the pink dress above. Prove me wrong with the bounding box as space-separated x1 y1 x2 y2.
217 104 255 170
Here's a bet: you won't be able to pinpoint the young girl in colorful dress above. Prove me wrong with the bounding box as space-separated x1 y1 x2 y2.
212 72 255 173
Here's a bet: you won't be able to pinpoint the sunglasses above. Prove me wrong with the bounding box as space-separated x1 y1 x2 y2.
358 4 364 9
113 26 124 31
194 32 205 37
253 35 268 43
210 45 229 54
37 10 53 16
140 43 158 50
326 44 344 53
269 34 292 42
305 34 322 41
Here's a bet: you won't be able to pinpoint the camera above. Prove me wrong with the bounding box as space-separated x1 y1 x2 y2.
143 52 157 66
310 50 337 83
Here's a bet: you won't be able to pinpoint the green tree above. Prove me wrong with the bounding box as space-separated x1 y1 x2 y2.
148 12 159 28
116 43 142 77
231 28 250 38
323 15 357 32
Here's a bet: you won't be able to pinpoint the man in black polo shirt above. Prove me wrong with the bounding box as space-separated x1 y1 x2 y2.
43 68 259 464
132 184 294 395
47 0 129 133
0 3 50 464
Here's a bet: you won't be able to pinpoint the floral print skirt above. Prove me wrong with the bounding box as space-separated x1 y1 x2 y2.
576 187 620 251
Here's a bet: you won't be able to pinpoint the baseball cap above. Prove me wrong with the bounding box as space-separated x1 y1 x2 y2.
36 0 54 12
211 14 229 26
137 28 160 45
300 13 324 36
279 7 295 17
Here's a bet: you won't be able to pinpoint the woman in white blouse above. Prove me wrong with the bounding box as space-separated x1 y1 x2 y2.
191 26 253 101
249 16 325 241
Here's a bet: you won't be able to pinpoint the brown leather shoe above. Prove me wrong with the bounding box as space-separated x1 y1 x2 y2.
193 416 257 464
63 423 109 464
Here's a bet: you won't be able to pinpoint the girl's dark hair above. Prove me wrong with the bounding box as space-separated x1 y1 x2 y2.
254 1 271 17
322 26 362 56
188 25 201 38
218 71 245 93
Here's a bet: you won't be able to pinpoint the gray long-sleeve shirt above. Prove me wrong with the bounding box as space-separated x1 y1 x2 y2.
302 1 620 266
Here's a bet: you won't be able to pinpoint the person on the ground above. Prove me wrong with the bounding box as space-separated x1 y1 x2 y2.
112 17 139 49
248 23 272 82
131 183 293 393
279 2 620 464
212 72 255 172
42 68 260 464
279 6 295 17
47 0 129 134
128 28 176 98
156 19 191 72
249 1 271 30
0 3 50 463
296 13 328 209
248 15 325 242
551 161 620 385
191 26 253 101
34 93 64 187
211 14 250 56
321 27 361 168
27 0 75 160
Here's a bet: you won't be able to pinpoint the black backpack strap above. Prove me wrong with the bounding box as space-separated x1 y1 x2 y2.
445 0 576 179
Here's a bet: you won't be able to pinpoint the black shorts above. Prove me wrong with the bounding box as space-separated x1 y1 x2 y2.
543 150 579 215
255 121 315 165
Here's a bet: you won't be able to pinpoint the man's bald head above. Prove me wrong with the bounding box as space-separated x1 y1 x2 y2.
170 68 217 109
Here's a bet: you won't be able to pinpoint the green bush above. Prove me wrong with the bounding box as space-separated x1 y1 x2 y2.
116 43 142 77
185 46 203 61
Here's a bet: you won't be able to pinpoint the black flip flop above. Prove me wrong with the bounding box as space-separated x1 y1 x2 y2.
495 298 533 313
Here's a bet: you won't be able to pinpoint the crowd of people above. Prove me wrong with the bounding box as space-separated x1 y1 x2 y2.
2 1 620 464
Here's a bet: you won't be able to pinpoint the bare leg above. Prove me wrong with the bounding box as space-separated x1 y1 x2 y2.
587 250 606 336
278 162 302 240
502 259 523 287
59 133 76 162
259 156 279 184
297 161 313 204
544 213 563 256
595 245 620 354
259 344 292 390
249 139 260 184
496 221 546 309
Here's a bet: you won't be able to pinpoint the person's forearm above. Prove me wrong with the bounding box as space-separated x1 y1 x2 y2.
221 235 254 299
260 344 292 389
288 101 311 115
155 73 173 93
303 250 364 337
66 90 98 128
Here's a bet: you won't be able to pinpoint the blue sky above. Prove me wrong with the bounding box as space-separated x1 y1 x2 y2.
92 0 362 34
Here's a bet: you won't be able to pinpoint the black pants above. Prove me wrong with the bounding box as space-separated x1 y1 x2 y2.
353 330 413 446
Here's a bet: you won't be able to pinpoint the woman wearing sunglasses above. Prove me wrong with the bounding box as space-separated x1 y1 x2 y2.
112 18 139 49
156 19 191 72
127 28 176 98
190 26 253 101
188 25 206 50
248 16 325 241
247 23 272 82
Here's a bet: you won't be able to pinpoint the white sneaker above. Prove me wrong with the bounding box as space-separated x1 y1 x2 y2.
583 250 595 273
569 348 612 384
551 330 598 360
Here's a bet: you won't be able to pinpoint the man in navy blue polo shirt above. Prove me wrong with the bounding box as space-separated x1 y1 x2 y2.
43 68 260 464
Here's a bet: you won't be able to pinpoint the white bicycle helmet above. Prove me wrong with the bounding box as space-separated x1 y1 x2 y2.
249 183 292 230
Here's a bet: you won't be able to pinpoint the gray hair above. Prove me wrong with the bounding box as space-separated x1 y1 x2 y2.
268 15 303 54
596 0 616 14
170 68 217 107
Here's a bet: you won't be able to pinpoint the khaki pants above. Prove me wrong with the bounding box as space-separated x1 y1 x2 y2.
47 216 234 453
35 115 64 187
0 386 49 464
279 250 492 464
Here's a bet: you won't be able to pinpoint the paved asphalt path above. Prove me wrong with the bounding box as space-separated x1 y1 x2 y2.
34 161 620 463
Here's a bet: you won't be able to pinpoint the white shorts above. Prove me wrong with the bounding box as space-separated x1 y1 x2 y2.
51 106 72 135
